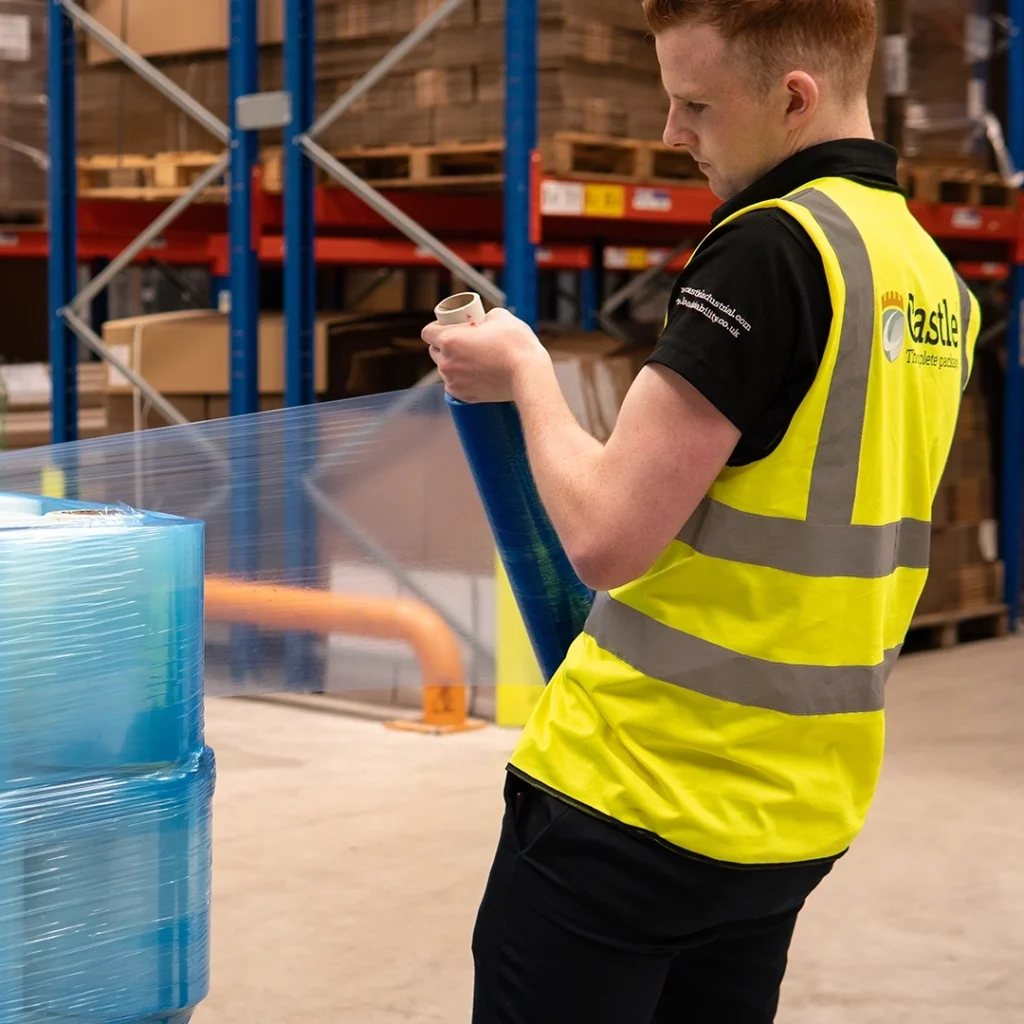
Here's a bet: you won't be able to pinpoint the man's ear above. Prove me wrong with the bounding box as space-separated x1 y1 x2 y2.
784 71 820 121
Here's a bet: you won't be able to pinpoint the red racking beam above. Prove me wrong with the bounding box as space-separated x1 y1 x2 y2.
2 184 1019 269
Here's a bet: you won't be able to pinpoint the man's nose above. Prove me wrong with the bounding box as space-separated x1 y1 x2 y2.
664 123 697 149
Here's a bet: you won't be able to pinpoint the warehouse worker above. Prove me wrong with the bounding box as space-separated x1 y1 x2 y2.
423 1 980 1021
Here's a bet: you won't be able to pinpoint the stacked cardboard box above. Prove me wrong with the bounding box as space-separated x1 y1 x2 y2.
100 311 329 433
77 51 286 156
545 333 652 442
903 0 986 163
0 0 47 214
67 0 983 167
313 0 666 149
0 362 108 449
76 0 667 156
918 381 1003 616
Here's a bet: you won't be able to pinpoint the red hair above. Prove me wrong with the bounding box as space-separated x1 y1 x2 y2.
642 0 878 99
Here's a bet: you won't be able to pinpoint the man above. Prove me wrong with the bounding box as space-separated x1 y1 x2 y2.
423 1 980 1021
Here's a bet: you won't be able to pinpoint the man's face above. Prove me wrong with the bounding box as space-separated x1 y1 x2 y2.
656 23 790 200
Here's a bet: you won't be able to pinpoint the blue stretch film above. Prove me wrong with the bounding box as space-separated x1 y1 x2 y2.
446 395 595 680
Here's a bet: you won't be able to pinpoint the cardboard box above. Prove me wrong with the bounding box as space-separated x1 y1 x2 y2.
946 476 995 525
102 311 329 397
105 392 286 434
0 0 47 208
205 395 285 420
905 0 981 163
477 0 650 31
954 392 988 445
929 521 999 578
0 361 105 411
318 0 473 41
0 361 107 450
105 393 209 435
955 561 1004 609
85 0 284 65
922 559 1006 616
544 333 648 442
943 432 994 482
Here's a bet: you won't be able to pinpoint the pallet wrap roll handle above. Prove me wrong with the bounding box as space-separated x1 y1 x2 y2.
435 292 596 682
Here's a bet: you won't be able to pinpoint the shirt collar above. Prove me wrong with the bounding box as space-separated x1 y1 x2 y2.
710 139 902 226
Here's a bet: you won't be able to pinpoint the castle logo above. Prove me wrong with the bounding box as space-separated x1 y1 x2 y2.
881 290 906 363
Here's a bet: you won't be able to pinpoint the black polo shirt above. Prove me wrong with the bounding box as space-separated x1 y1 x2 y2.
649 139 902 466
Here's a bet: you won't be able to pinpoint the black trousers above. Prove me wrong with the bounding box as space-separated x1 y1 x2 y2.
472 773 836 1024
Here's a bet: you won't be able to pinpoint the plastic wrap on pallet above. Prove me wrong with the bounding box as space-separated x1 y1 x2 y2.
0 0 47 214
0 493 212 1023
446 396 595 682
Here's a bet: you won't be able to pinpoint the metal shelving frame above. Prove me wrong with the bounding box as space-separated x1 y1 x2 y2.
44 0 1024 629
1003 0 1024 628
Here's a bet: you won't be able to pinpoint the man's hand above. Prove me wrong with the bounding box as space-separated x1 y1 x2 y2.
422 307 551 403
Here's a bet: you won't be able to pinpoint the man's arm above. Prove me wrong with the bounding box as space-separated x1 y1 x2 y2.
508 354 740 592
424 211 826 592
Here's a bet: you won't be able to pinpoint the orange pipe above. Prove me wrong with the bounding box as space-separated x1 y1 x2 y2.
204 576 470 728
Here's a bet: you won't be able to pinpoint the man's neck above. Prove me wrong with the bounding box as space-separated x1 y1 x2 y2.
789 104 876 154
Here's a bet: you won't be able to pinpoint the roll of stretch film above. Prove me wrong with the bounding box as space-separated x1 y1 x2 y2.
0 493 213 1024
436 294 595 682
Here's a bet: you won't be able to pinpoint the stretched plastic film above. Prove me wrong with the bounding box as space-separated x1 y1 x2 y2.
0 387 500 711
435 294 594 681
0 494 212 1023
447 398 593 681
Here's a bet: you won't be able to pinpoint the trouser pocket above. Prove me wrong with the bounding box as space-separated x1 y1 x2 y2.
504 773 569 857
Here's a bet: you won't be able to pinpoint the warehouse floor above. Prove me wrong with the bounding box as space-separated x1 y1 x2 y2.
192 635 1024 1024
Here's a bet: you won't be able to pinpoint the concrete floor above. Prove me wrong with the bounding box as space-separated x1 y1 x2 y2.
193 636 1024 1024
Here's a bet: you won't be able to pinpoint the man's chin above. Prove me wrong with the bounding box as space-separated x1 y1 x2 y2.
701 170 740 202
705 175 728 201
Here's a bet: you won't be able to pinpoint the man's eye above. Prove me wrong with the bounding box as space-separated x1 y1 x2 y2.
687 102 708 114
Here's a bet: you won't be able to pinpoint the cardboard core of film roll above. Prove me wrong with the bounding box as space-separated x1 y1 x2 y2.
435 292 486 326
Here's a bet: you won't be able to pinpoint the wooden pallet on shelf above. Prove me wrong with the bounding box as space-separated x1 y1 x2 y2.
899 162 1017 208
0 204 47 230
546 132 702 184
264 141 505 192
263 135 703 192
77 151 228 202
905 603 1009 652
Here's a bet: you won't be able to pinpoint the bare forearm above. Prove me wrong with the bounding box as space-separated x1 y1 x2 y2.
510 355 608 569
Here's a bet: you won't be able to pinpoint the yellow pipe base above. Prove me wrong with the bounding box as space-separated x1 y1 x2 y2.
384 718 489 736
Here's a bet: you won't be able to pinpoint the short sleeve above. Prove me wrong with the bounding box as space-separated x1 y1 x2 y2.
648 209 832 464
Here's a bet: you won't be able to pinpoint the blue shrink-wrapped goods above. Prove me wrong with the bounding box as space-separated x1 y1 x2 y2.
0 493 213 1024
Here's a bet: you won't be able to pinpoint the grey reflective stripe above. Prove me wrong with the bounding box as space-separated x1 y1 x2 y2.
677 497 931 577
585 593 897 716
955 272 972 392
787 189 876 524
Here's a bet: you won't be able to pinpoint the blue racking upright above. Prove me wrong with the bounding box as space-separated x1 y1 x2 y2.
1003 0 1024 628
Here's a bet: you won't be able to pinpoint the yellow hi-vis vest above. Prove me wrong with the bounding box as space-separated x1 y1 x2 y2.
509 175 981 866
